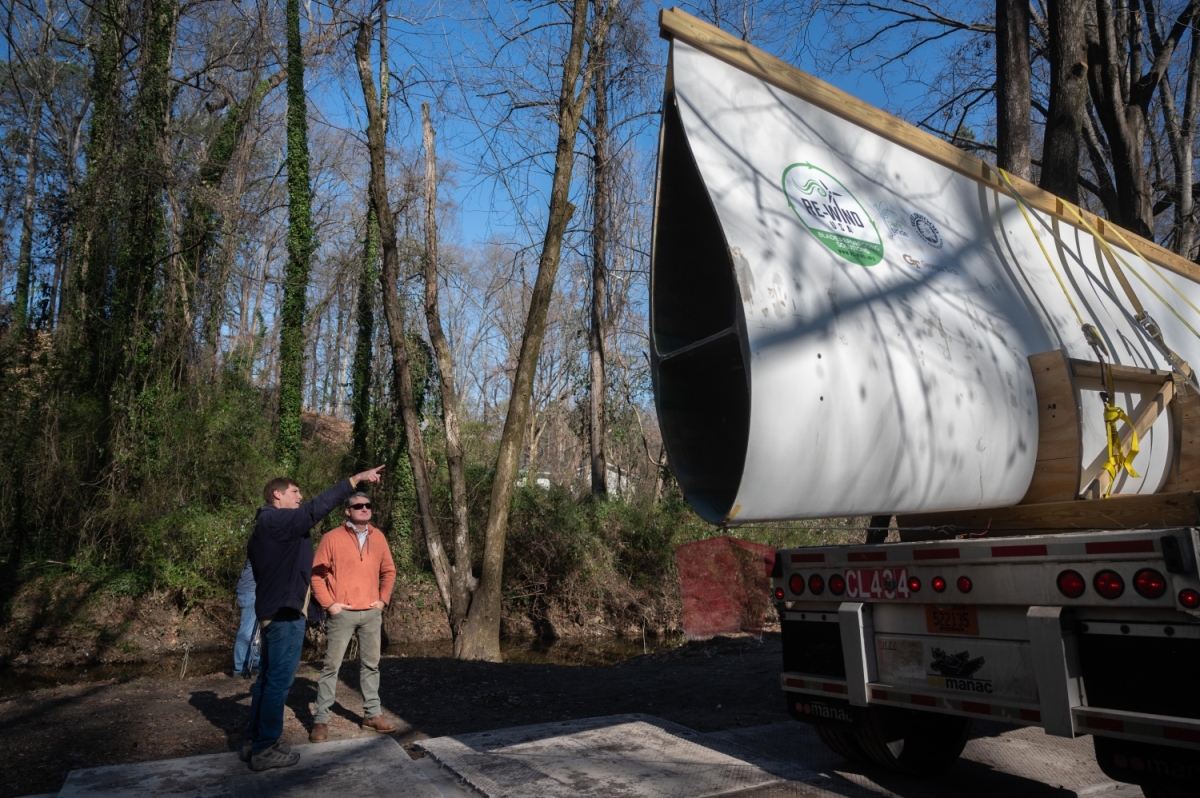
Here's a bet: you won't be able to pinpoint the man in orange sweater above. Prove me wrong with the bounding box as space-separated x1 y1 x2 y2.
309 491 397 741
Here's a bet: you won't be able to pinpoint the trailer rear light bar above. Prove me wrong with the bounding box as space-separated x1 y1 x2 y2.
781 671 1043 726
785 529 1197 566
1073 707 1200 748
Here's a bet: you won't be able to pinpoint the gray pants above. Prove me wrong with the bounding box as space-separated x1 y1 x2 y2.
313 608 383 724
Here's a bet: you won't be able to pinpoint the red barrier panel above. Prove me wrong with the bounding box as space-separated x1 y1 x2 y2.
676 536 776 639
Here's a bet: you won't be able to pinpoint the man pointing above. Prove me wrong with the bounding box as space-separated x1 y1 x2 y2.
243 465 384 771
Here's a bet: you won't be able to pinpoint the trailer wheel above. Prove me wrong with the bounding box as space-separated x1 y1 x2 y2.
814 724 869 763
852 706 971 775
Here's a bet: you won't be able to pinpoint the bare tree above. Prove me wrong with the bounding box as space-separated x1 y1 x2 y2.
996 0 1031 178
456 0 612 661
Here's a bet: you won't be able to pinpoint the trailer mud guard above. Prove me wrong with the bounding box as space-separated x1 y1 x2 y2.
1027 606 1084 737
839 602 877 707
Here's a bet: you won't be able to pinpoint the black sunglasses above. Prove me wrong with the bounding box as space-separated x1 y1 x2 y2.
349 503 372 510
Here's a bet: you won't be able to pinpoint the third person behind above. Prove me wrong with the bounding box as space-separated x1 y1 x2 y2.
309 491 397 741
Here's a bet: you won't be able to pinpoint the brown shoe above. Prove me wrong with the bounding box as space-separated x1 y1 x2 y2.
309 722 328 742
362 715 397 733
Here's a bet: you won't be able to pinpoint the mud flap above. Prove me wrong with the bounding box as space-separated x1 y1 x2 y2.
1094 736 1200 792
785 693 862 730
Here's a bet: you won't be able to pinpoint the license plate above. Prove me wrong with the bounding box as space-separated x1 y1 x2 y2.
845 568 910 600
925 604 979 636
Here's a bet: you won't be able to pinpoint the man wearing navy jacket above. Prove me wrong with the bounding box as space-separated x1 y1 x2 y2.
243 465 384 771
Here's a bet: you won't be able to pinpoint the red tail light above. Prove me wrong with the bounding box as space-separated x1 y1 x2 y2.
956 576 973 593
788 573 805 596
1094 570 1125 599
1180 588 1200 609
932 576 947 593
1133 569 1167 599
1057 570 1086 598
808 574 825 595
829 574 846 595
774 587 785 600
907 576 921 592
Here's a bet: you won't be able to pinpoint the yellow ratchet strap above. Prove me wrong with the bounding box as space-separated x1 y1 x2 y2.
996 168 1088 329
1101 402 1140 497
992 167 1143 494
1062 204 1199 387
1100 359 1140 496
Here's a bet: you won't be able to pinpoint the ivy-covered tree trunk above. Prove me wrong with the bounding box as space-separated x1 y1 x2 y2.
64 0 126 382
111 0 178 383
276 0 316 471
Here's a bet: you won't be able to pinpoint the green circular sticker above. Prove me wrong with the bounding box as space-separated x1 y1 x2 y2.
783 163 883 266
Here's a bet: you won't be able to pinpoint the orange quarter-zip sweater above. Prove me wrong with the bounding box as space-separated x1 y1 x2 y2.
311 523 397 611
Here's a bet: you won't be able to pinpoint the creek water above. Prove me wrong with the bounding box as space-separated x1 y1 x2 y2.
0 635 684 699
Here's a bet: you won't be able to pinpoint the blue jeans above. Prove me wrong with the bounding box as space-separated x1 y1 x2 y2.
245 612 305 756
233 591 259 674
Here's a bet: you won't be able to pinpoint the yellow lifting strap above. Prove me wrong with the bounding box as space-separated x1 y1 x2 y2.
1099 363 1140 497
1102 403 1140 497
992 167 1143 493
1059 203 1200 391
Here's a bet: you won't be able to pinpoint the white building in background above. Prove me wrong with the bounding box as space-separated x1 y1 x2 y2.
515 470 552 490
576 463 632 500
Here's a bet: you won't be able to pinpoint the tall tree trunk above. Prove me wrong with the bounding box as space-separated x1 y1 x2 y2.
422 103 476 650
64 0 125 376
996 0 1031 179
354 20 454 614
1040 0 1088 202
588 27 611 499
13 102 42 331
184 74 281 375
277 0 315 471
352 203 379 468
1086 0 1198 237
352 0 387 468
456 0 607 661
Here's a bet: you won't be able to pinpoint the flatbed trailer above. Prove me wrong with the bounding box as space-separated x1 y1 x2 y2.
649 10 1200 797
772 528 1200 795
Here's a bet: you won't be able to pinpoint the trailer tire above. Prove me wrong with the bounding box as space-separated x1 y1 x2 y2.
852 706 970 776
814 724 868 763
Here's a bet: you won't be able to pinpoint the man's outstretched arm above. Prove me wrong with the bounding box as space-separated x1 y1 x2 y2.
276 466 386 540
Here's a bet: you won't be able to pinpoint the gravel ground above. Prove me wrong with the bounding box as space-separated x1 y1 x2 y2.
0 634 790 798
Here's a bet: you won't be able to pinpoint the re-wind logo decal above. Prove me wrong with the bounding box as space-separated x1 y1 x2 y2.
783 163 883 266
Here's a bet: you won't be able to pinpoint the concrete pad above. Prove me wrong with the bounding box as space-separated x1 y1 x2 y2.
58 737 446 798
417 714 818 798
710 721 1143 798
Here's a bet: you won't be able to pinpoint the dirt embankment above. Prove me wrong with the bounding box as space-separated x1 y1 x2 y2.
0 574 683 670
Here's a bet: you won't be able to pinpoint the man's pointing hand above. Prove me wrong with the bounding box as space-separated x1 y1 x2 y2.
351 465 385 487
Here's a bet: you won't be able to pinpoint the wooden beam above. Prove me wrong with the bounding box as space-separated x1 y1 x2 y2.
897 492 1200 541
1080 378 1175 499
1020 351 1081 504
1163 379 1200 492
1070 360 1174 385
658 8 1200 287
